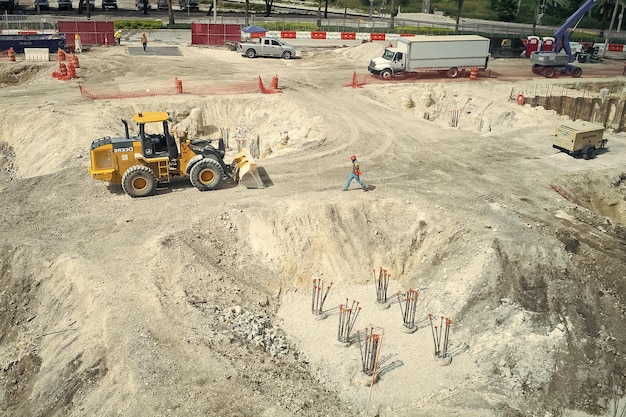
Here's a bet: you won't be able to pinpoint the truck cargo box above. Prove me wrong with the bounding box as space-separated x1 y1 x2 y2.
400 35 490 71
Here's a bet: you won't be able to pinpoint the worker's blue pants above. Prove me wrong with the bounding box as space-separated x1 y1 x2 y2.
344 173 366 190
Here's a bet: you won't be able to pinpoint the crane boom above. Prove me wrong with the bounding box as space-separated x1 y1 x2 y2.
553 0 597 61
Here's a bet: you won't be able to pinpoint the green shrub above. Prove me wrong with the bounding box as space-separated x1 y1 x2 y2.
114 20 164 30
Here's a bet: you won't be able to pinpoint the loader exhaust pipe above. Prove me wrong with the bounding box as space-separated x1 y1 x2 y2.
121 119 129 139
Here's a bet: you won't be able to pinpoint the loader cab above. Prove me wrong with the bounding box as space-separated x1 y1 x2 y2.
132 112 178 161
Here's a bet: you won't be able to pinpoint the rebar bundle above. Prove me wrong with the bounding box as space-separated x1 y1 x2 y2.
311 278 332 316
357 327 383 377
428 313 452 359
397 289 419 331
337 299 361 344
375 267 390 304
450 109 461 127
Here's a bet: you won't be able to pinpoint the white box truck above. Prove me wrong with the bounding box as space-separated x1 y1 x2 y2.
368 35 491 79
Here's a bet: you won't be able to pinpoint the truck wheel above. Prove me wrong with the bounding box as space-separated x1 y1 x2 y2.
190 158 224 191
246 49 256 58
543 67 555 78
446 67 459 78
122 165 157 198
571 67 582 78
282 51 292 59
380 69 393 80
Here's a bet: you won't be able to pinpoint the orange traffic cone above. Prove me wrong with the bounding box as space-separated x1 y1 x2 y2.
66 62 76 79
469 67 477 81
59 63 68 77
70 54 80 68
7 47 15 62
104 36 109 47
270 75 278 89
56 48 66 62
175 77 183 94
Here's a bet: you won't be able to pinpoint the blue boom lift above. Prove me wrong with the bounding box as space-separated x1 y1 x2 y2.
530 0 597 78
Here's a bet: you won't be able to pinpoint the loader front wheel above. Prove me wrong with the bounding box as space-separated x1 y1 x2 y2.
122 165 157 198
190 158 224 191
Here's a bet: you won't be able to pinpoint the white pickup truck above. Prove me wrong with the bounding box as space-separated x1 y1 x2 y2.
238 37 296 59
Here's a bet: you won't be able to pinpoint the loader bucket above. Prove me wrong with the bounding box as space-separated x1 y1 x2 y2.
233 148 264 189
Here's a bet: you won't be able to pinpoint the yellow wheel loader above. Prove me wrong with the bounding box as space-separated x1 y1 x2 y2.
88 112 264 197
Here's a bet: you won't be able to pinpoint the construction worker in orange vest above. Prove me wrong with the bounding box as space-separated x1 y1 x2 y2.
343 155 368 192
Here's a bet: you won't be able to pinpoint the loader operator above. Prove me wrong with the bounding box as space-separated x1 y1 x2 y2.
343 155 368 192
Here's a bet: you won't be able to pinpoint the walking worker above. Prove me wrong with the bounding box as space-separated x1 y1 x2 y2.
141 32 148 51
343 155 368 192
114 29 122 46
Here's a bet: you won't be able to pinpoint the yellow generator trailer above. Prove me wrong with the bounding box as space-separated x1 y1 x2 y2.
88 112 263 197
553 121 608 160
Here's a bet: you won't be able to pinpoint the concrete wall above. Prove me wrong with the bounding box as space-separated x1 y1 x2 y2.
529 95 626 132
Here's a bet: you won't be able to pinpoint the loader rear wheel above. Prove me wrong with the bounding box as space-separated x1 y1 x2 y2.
122 165 157 198
190 158 224 191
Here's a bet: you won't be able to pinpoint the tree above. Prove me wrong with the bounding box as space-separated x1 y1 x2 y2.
264 0 273 17
454 0 464 34
168 0 175 25
492 0 518 21
245 0 249 25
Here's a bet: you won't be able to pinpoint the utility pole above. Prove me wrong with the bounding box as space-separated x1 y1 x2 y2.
602 0 620 58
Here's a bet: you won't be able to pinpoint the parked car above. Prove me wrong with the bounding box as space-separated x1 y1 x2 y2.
102 0 116 9
156 0 167 9
179 0 198 11
33 0 49 9
80 0 95 9
57 0 72 9
135 0 151 9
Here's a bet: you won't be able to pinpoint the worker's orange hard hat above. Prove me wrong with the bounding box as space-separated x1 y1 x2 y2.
350 155 357 161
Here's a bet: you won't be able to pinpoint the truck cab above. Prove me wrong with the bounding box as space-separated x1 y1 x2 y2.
369 48 405 79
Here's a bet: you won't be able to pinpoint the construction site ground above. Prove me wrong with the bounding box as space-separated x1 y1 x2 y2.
1 36 626 417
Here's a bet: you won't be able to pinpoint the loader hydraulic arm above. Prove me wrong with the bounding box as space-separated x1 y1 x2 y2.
553 0 597 60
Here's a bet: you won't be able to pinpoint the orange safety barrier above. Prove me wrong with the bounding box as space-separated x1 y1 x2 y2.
7 47 15 62
341 32 356 40
608 43 624 52
175 77 183 94
370 33 386 41
400 33 415 37
311 31 327 39
281 31 297 39
70 54 80 68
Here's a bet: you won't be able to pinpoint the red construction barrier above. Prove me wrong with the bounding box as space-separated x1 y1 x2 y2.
191 23 240 46
281 31 297 39
341 32 356 40
311 31 327 39
59 21 114 47
608 43 624 52
400 33 415 37
370 33 386 41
